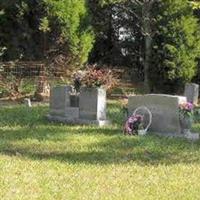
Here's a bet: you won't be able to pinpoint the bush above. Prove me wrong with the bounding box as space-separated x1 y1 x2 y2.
72 65 118 90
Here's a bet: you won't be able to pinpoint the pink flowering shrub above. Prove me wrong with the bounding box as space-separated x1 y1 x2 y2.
72 66 118 90
82 67 117 89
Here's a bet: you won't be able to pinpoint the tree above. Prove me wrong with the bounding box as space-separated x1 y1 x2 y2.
0 0 45 61
89 0 157 92
151 0 200 92
44 0 94 67
0 0 94 67
90 0 200 93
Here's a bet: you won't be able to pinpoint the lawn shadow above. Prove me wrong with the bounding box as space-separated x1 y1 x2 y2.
0 125 120 142
1 128 200 166
1 104 200 166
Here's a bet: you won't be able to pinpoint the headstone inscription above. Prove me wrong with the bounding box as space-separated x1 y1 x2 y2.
184 83 199 105
128 94 187 135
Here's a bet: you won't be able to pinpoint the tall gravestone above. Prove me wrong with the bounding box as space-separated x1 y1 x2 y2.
184 83 199 105
49 85 79 120
128 94 187 136
79 87 107 121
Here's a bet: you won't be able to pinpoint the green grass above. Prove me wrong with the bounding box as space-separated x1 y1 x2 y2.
0 102 200 199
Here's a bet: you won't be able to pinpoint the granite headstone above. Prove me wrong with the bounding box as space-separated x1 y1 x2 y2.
49 85 79 120
128 94 187 135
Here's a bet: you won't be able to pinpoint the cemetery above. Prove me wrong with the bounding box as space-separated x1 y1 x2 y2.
1 0 200 199
1 81 200 199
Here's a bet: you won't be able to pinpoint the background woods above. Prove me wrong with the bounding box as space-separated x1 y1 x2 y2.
0 0 200 95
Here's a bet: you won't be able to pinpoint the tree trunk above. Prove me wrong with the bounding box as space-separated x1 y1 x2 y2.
142 2 152 93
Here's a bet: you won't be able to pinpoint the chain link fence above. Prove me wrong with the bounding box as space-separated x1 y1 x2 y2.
0 61 69 100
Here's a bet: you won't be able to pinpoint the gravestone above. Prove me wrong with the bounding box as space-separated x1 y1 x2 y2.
49 85 79 120
24 98 32 107
128 94 187 136
184 83 199 105
79 87 107 120
48 86 109 126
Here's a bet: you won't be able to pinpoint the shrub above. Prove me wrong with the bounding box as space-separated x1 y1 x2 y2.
72 65 118 90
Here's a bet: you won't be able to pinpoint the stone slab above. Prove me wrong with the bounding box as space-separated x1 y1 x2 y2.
47 114 111 126
184 83 199 105
50 86 72 110
50 107 79 119
184 132 199 141
152 131 199 141
128 94 187 135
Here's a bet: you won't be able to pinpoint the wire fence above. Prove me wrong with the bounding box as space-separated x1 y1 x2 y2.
0 61 69 99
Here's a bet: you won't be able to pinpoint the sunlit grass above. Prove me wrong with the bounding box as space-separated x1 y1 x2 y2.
0 102 200 199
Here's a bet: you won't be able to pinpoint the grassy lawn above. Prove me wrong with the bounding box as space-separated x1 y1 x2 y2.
0 102 200 199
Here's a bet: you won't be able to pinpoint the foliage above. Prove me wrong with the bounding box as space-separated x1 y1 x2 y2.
1 0 200 92
0 0 94 67
0 68 23 97
89 0 200 92
44 0 95 66
0 0 45 61
72 65 118 89
191 1 200 9
88 0 142 70
150 0 200 91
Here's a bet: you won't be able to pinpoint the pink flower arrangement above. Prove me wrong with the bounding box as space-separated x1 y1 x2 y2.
124 114 143 135
179 102 194 118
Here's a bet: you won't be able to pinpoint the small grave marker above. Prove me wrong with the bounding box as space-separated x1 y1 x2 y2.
184 83 199 105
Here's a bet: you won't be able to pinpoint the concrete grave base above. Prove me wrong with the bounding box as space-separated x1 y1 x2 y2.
47 114 111 126
152 131 199 141
50 107 79 120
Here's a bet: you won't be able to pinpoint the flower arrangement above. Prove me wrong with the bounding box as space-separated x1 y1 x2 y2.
124 114 143 135
179 102 194 132
179 102 194 118
72 66 118 91
72 70 85 93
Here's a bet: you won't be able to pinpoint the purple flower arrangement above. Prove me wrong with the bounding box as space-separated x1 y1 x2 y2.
124 114 143 135
72 71 85 93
